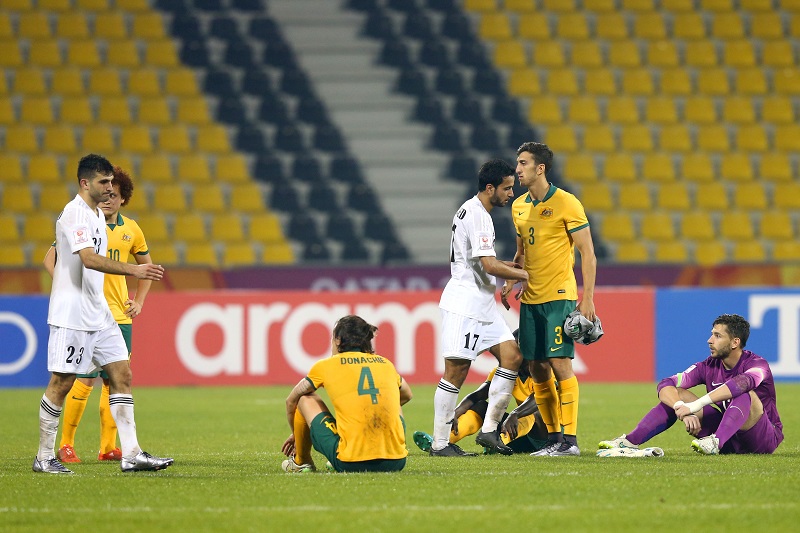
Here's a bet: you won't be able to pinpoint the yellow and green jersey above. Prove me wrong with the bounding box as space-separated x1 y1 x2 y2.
487 367 535 405
511 184 589 305
305 351 408 463
104 213 149 324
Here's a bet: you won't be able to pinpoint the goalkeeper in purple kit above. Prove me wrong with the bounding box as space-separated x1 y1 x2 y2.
599 314 783 456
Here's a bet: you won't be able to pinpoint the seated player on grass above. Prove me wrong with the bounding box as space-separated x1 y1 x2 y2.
598 314 783 457
281 315 413 473
413 359 548 455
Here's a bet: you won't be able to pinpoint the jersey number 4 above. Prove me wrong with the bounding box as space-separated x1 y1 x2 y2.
358 367 380 404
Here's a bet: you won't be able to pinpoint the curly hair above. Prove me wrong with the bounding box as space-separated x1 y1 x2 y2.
333 315 378 354
713 314 750 348
112 165 135 207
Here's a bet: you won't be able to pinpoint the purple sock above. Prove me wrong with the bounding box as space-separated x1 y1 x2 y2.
627 402 677 445
715 393 751 447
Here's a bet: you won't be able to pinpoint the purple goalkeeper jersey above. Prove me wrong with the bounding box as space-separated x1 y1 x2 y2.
668 350 783 436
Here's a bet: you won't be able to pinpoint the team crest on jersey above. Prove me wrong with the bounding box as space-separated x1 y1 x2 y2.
479 233 493 250
539 206 553 219
122 233 132 242
73 229 88 244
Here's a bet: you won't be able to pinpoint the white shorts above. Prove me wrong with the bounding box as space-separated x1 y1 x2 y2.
47 325 128 374
440 307 515 361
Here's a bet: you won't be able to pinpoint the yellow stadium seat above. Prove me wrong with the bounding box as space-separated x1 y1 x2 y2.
602 153 636 182
164 68 199 97
1 185 35 214
642 153 676 182
696 125 730 152
176 97 211 125
184 243 219 267
76 0 110 9
734 125 769 152
192 184 227 213
135 213 170 244
479 13 513 41
720 211 755 241
0 246 26 267
211 214 246 243
107 40 141 68
119 125 153 154
602 213 636 241
177 155 212 183
774 69 800 95
493 41 527 69
723 41 755 68
0 97 14 124
51 68 85 96
701 0 734 9
615 242 650 263
774 125 800 151
681 212 716 240
67 41 101 68
0 72 7 95
196 125 231 154
153 184 188 214
98 97 132 125
18 12 51 39
694 241 728 266
533 43 567 69
622 0 656 10
751 13 784 40
528 96 562 125
230 183 265 212
88 69 123 96
618 183 652 210
654 241 689 263
157 125 192 153
620 125 654 152
722 97 755 124
0 155 23 183
581 183 614 213
772 242 800 262
222 243 257 267
215 154 251 184
622 69 655 96
734 68 767 95
761 97 794 124
139 155 173 184
583 0 616 10
595 13 629 40
720 153 754 182
0 41 23 68
39 0 71 9
262 242 294 264
759 211 794 240
557 13 590 40
508 68 542 97
732 182 767 210
645 97 678 124
773 183 800 209
761 42 795 69
0 213 20 243
570 42 603 68
517 14 552 41
662 0 695 11
634 13 666 39
792 14 800 36
568 97 601 124
583 69 617 95
24 212 60 244
56 12 89 39
608 42 641 68
695 182 728 210
684 96 717 124
542 0 577 10
659 68 692 95
685 42 717 67
656 182 691 211
128 69 162 97
544 125 578 153
21 96 54 125
647 41 679 68
563 154 598 183
14 68 46 95
739 0 774 9
27 155 62 184
94 12 128 40
504 0 537 12
116 0 150 10
464 0 496 11
0 14 11 39
249 212 285 244
43 125 78 154
138 98 172 125
132 12 166 40
697 69 730 96
681 154 715 182
60 97 94 125
641 212 675 241
673 13 707 40
759 154 793 182
606 96 639 124
5 125 39 152
711 13 744 40
144 40 179 68
81 125 116 153
582 124 617 152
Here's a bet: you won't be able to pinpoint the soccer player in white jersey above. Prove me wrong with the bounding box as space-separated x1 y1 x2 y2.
34 154 173 474
431 159 529 456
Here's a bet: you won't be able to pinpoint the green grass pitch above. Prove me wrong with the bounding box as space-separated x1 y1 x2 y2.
2 383 799 532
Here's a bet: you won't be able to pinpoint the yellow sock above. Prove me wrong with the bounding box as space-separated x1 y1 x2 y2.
293 409 313 466
60 380 92 448
533 377 560 435
450 410 483 444
559 376 580 438
99 384 118 453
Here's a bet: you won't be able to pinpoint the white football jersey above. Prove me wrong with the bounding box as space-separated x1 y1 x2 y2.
47 195 116 331
439 195 498 321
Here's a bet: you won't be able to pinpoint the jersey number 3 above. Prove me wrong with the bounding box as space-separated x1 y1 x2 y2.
358 367 380 404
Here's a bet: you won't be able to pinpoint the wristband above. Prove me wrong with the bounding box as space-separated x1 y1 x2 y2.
673 400 685 410
684 394 713 414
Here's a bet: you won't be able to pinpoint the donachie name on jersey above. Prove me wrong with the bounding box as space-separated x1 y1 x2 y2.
340 356 388 365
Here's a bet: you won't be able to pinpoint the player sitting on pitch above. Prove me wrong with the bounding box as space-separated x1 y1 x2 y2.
598 314 783 457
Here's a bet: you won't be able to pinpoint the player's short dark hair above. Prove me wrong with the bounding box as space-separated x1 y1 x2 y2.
77 154 113 184
713 314 750 348
477 159 515 192
333 315 378 354
112 166 134 207
517 142 553 174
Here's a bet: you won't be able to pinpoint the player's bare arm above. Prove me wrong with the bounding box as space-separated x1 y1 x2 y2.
43 246 56 277
285 378 315 430
126 252 155 318
78 247 164 280
501 235 525 309
572 226 597 321
399 378 413 406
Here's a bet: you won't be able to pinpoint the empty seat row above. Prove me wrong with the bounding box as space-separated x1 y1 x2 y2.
0 11 168 40
613 239 800 266
0 39 180 68
0 67 200 96
465 0 799 15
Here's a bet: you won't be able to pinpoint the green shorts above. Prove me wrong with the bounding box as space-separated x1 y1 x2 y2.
78 323 132 379
518 301 576 361
310 412 407 473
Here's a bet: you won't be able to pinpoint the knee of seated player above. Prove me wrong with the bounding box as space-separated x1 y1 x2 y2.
297 393 329 425
746 391 764 425
676 388 700 403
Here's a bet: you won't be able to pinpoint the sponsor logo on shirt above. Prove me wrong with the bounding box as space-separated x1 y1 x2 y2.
479 234 492 250
73 229 88 244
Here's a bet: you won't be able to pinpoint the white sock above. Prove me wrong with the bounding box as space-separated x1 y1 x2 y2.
38 395 61 461
432 379 459 451
481 367 518 433
109 394 142 458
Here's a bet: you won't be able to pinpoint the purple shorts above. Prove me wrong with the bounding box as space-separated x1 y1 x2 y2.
700 405 783 454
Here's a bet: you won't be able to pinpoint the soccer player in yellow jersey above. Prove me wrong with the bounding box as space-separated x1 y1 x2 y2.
502 142 598 457
281 315 413 473
44 166 154 464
